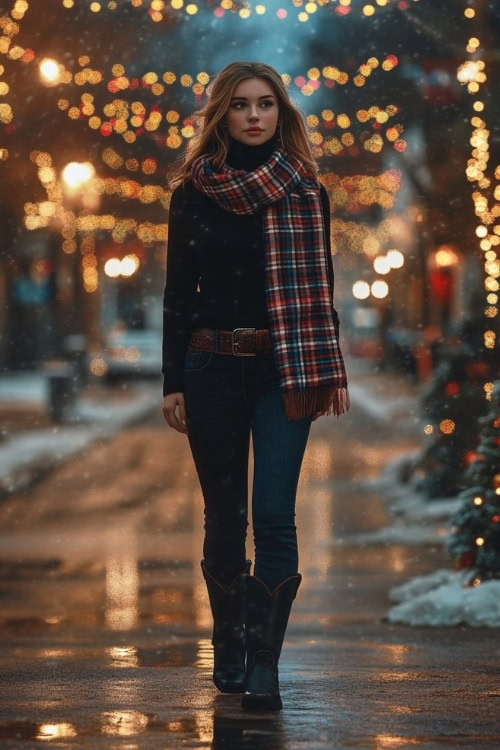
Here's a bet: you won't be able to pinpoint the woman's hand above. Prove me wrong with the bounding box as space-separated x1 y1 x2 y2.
162 392 189 434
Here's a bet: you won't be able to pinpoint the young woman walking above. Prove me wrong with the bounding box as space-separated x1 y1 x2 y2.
162 61 349 711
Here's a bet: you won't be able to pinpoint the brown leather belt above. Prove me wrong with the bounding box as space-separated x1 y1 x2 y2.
188 327 273 356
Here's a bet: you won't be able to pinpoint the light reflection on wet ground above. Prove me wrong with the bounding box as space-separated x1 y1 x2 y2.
0 364 498 748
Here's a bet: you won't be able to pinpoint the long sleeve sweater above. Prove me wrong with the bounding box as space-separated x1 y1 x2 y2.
162 135 339 397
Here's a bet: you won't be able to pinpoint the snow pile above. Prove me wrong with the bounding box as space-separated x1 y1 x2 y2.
333 522 449 546
357 450 463 531
347 381 420 429
386 568 500 627
0 383 159 494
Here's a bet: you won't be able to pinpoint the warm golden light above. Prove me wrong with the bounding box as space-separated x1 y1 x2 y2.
120 254 140 277
39 57 60 83
352 280 370 299
62 161 95 188
371 280 388 298
435 247 458 267
374 255 390 274
104 258 121 278
439 419 455 434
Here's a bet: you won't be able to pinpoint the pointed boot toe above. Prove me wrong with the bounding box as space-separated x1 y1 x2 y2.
241 651 282 710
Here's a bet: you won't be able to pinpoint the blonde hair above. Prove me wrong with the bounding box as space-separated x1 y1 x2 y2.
167 61 321 191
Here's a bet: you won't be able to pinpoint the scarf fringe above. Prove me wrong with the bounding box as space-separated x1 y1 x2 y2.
283 386 351 421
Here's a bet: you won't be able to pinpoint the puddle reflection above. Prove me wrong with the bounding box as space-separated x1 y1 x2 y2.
100 710 149 736
211 704 287 749
106 645 139 668
37 722 77 741
105 527 139 631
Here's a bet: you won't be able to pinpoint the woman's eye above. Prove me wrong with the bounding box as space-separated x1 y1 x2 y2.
233 101 273 109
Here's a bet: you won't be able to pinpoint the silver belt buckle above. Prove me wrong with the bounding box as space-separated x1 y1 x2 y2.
232 327 257 356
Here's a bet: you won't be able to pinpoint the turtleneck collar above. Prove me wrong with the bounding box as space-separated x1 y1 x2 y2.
225 133 278 171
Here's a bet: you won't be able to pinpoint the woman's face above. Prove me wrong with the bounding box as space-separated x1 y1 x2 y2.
225 77 280 146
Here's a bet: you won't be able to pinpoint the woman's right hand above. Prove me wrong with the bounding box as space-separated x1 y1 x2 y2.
162 392 189 434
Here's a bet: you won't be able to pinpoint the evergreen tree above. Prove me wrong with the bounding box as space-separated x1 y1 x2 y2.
412 315 496 498
446 379 500 583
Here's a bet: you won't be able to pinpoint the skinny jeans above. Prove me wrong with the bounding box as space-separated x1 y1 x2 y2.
183 337 312 592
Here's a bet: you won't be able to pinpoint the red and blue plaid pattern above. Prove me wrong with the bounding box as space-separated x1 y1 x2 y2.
191 145 350 420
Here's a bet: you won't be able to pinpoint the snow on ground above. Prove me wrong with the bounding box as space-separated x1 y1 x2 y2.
0 373 48 403
386 568 500 627
332 523 450 547
347 380 421 433
358 451 462 517
352 448 463 549
0 381 160 494
340 452 462 547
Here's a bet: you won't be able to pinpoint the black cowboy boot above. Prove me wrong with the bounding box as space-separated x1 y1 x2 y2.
200 559 252 693
241 572 302 711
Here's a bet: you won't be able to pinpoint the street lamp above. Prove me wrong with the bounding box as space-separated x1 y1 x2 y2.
39 58 61 85
62 161 95 190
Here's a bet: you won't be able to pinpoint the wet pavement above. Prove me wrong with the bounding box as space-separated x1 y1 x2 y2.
0 359 499 749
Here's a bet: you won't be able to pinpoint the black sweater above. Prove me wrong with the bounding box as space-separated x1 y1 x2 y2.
162 135 339 396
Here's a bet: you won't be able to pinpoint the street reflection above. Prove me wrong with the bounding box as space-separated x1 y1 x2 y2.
194 710 213 744
211 705 286 750
297 486 332 581
301 436 335 481
375 735 420 747
37 723 77 741
106 646 139 668
383 644 412 664
194 638 214 671
105 526 139 630
100 710 149 736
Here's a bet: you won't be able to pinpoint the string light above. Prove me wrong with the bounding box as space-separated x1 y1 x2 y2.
54 0 418 21
459 9 498 370
52 58 404 158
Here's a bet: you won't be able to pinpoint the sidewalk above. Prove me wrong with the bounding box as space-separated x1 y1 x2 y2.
0 357 420 498
0 356 498 748
0 373 161 496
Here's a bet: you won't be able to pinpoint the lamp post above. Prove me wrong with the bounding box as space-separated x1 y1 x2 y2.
60 161 100 380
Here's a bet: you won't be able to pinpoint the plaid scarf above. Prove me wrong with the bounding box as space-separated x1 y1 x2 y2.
190 143 350 421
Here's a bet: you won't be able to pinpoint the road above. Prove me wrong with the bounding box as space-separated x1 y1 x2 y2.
0 363 498 749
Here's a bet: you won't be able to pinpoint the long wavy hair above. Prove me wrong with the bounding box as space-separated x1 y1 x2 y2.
167 61 321 191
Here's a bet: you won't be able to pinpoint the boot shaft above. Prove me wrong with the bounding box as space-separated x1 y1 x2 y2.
201 560 251 643
243 573 302 668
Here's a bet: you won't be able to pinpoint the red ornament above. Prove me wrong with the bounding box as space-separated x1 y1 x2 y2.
445 381 460 397
100 122 113 137
458 550 475 569
429 267 454 305
464 451 480 465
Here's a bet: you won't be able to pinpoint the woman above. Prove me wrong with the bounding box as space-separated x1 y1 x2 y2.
162 61 349 711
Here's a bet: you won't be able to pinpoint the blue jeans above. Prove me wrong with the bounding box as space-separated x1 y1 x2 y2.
183 340 312 592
